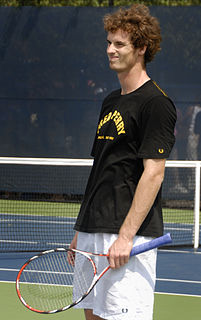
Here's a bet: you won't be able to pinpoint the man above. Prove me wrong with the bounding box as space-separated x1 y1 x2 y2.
70 4 176 320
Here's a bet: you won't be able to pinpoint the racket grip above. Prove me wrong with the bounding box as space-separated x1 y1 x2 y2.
130 233 172 257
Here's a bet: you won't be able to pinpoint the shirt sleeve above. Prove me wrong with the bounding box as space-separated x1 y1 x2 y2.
137 96 177 159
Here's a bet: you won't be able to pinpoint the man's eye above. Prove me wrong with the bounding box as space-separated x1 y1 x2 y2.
116 42 124 47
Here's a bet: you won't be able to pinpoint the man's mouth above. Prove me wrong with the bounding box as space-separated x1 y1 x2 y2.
109 56 119 62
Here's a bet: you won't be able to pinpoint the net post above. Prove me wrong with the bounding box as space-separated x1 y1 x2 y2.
194 161 200 249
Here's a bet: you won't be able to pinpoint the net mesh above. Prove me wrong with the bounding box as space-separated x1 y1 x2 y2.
0 158 200 252
0 158 91 252
162 166 197 246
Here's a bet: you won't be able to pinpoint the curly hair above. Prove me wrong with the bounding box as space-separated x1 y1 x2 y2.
103 4 161 64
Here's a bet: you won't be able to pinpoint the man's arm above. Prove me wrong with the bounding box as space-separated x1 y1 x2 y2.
108 158 166 269
69 231 79 249
67 231 79 264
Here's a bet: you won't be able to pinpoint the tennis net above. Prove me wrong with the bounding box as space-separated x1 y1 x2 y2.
0 158 200 252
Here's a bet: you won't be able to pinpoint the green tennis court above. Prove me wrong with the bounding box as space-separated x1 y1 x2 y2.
1 282 201 320
0 198 196 222
0 196 199 252
1 197 201 319
0 199 81 217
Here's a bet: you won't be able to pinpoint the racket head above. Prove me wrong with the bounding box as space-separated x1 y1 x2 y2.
16 248 97 314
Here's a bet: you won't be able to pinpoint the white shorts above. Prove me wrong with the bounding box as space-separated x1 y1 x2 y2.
73 232 157 320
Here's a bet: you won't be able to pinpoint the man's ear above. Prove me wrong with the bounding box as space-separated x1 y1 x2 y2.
138 45 147 56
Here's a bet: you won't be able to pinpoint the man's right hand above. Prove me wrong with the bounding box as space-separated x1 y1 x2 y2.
67 232 79 265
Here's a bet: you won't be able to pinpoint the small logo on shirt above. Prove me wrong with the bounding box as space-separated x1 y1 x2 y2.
158 148 164 154
122 308 128 313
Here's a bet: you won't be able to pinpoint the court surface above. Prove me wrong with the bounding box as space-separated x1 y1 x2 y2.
1 211 200 251
0 204 200 319
0 248 201 320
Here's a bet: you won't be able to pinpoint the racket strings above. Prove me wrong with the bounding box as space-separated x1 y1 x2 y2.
73 252 95 302
18 250 95 312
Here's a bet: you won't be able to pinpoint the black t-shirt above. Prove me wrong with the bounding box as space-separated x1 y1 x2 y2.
74 80 177 237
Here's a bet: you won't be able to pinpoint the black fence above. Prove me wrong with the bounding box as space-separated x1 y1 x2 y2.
0 6 200 159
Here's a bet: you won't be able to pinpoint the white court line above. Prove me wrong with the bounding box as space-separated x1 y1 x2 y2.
155 291 201 298
1 268 200 285
160 249 201 254
0 240 70 246
0 281 200 298
47 242 70 246
0 218 75 225
0 240 37 244
0 279 71 287
156 278 201 284
0 212 77 219
0 268 19 272
165 227 192 231
0 268 73 275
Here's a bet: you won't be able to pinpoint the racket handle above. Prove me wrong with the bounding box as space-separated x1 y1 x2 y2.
130 233 172 257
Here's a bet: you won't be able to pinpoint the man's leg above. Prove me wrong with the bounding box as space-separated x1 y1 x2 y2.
84 309 105 320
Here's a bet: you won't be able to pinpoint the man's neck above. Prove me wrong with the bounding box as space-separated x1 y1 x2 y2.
118 67 150 95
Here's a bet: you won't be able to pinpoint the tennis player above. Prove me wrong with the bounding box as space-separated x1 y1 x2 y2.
70 4 176 320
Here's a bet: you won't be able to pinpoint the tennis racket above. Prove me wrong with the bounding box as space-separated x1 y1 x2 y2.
16 233 172 314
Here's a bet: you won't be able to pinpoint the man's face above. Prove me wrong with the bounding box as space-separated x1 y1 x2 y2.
107 29 140 73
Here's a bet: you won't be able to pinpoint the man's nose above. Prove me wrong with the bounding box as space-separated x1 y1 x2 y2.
107 43 116 54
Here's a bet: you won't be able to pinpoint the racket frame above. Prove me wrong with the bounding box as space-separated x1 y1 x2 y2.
16 233 172 314
16 248 98 314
